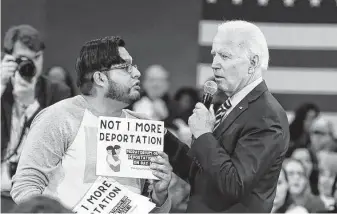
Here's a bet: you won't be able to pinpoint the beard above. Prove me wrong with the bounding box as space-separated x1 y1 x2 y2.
105 78 140 104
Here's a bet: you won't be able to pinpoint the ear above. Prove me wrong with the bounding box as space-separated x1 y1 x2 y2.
92 71 108 87
249 55 259 74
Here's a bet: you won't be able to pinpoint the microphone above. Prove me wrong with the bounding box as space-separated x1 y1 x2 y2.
202 80 218 109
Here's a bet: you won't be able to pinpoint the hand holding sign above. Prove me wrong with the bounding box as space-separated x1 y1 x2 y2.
150 151 172 206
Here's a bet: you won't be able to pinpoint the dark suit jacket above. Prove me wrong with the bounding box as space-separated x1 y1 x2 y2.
1 75 71 159
164 81 290 213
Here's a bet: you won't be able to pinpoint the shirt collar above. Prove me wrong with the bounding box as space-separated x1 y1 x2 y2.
228 77 263 110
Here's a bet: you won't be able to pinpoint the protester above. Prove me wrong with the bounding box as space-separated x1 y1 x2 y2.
11 36 172 213
0 25 70 212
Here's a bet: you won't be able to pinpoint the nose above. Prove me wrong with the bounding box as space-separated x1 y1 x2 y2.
212 55 221 65
131 66 141 79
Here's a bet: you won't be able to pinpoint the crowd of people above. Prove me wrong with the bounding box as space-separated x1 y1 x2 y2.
1 23 337 213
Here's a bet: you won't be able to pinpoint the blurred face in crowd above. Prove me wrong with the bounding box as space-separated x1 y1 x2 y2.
103 47 141 104
318 163 335 197
304 110 318 132
310 118 334 152
178 94 194 112
273 169 288 210
291 148 313 178
12 41 44 79
284 160 308 196
48 66 66 83
143 65 169 99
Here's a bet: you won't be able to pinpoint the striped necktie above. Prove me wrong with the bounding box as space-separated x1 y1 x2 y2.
214 98 232 130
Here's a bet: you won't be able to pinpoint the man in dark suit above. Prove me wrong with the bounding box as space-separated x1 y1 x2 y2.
163 20 290 212
0 25 70 211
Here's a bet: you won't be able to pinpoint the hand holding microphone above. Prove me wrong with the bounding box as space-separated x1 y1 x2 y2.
188 80 218 139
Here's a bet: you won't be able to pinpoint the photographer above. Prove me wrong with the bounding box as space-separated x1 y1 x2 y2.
0 25 70 211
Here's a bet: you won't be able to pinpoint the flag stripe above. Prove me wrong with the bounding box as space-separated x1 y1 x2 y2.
199 46 337 68
199 20 337 49
202 0 337 24
273 93 337 112
197 63 337 94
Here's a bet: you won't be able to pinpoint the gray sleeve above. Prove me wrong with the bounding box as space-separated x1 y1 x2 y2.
10 107 73 204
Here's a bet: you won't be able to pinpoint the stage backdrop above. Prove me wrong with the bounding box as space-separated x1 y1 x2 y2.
197 0 337 134
1 0 201 95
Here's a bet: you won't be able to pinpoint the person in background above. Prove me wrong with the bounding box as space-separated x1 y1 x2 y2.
283 158 325 213
132 64 177 128
310 116 337 153
287 103 320 157
272 167 308 213
10 195 72 213
291 147 320 195
46 66 78 97
0 25 70 212
174 87 200 124
169 87 200 147
318 165 336 210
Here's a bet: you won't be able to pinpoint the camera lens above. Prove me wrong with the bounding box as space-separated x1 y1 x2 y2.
16 57 36 81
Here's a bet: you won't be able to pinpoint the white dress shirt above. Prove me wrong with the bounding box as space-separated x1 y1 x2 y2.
223 77 263 119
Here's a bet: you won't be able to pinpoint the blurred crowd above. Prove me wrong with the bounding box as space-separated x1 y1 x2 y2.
1 25 337 213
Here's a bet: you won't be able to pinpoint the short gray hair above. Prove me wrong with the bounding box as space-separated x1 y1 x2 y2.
217 20 269 70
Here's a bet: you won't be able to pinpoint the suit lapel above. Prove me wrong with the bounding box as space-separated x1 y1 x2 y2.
213 81 269 138
213 100 248 138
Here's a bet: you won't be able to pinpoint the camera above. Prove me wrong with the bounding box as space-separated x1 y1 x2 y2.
15 56 36 81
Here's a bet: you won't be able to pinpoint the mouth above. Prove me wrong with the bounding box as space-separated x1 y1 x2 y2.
214 75 223 80
132 81 141 90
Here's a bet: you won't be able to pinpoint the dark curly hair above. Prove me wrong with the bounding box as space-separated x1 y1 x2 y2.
75 36 126 95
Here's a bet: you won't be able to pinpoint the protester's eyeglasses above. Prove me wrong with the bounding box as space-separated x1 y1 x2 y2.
109 63 138 74
310 130 330 136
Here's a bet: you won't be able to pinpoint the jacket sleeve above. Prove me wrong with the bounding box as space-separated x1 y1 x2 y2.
188 116 288 201
164 131 193 180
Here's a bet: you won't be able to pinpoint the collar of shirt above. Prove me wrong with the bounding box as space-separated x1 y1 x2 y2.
225 77 263 117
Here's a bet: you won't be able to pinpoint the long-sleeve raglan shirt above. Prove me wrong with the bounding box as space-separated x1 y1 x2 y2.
10 95 171 212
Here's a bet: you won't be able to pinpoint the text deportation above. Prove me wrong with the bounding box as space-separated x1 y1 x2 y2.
100 119 163 134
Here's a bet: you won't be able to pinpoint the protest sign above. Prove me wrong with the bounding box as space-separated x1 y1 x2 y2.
73 177 138 214
96 116 164 180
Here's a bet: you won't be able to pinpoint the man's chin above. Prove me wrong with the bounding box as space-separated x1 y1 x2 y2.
129 91 141 101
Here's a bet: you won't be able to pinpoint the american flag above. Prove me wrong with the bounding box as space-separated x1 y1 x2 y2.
197 0 337 133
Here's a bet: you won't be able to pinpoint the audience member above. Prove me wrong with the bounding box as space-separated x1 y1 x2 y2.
291 147 320 195
46 66 78 97
10 195 72 213
283 158 325 213
0 25 71 212
174 87 200 124
272 167 308 213
287 103 320 157
318 162 336 210
310 116 337 153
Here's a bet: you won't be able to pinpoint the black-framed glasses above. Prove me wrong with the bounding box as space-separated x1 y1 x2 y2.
109 63 138 74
